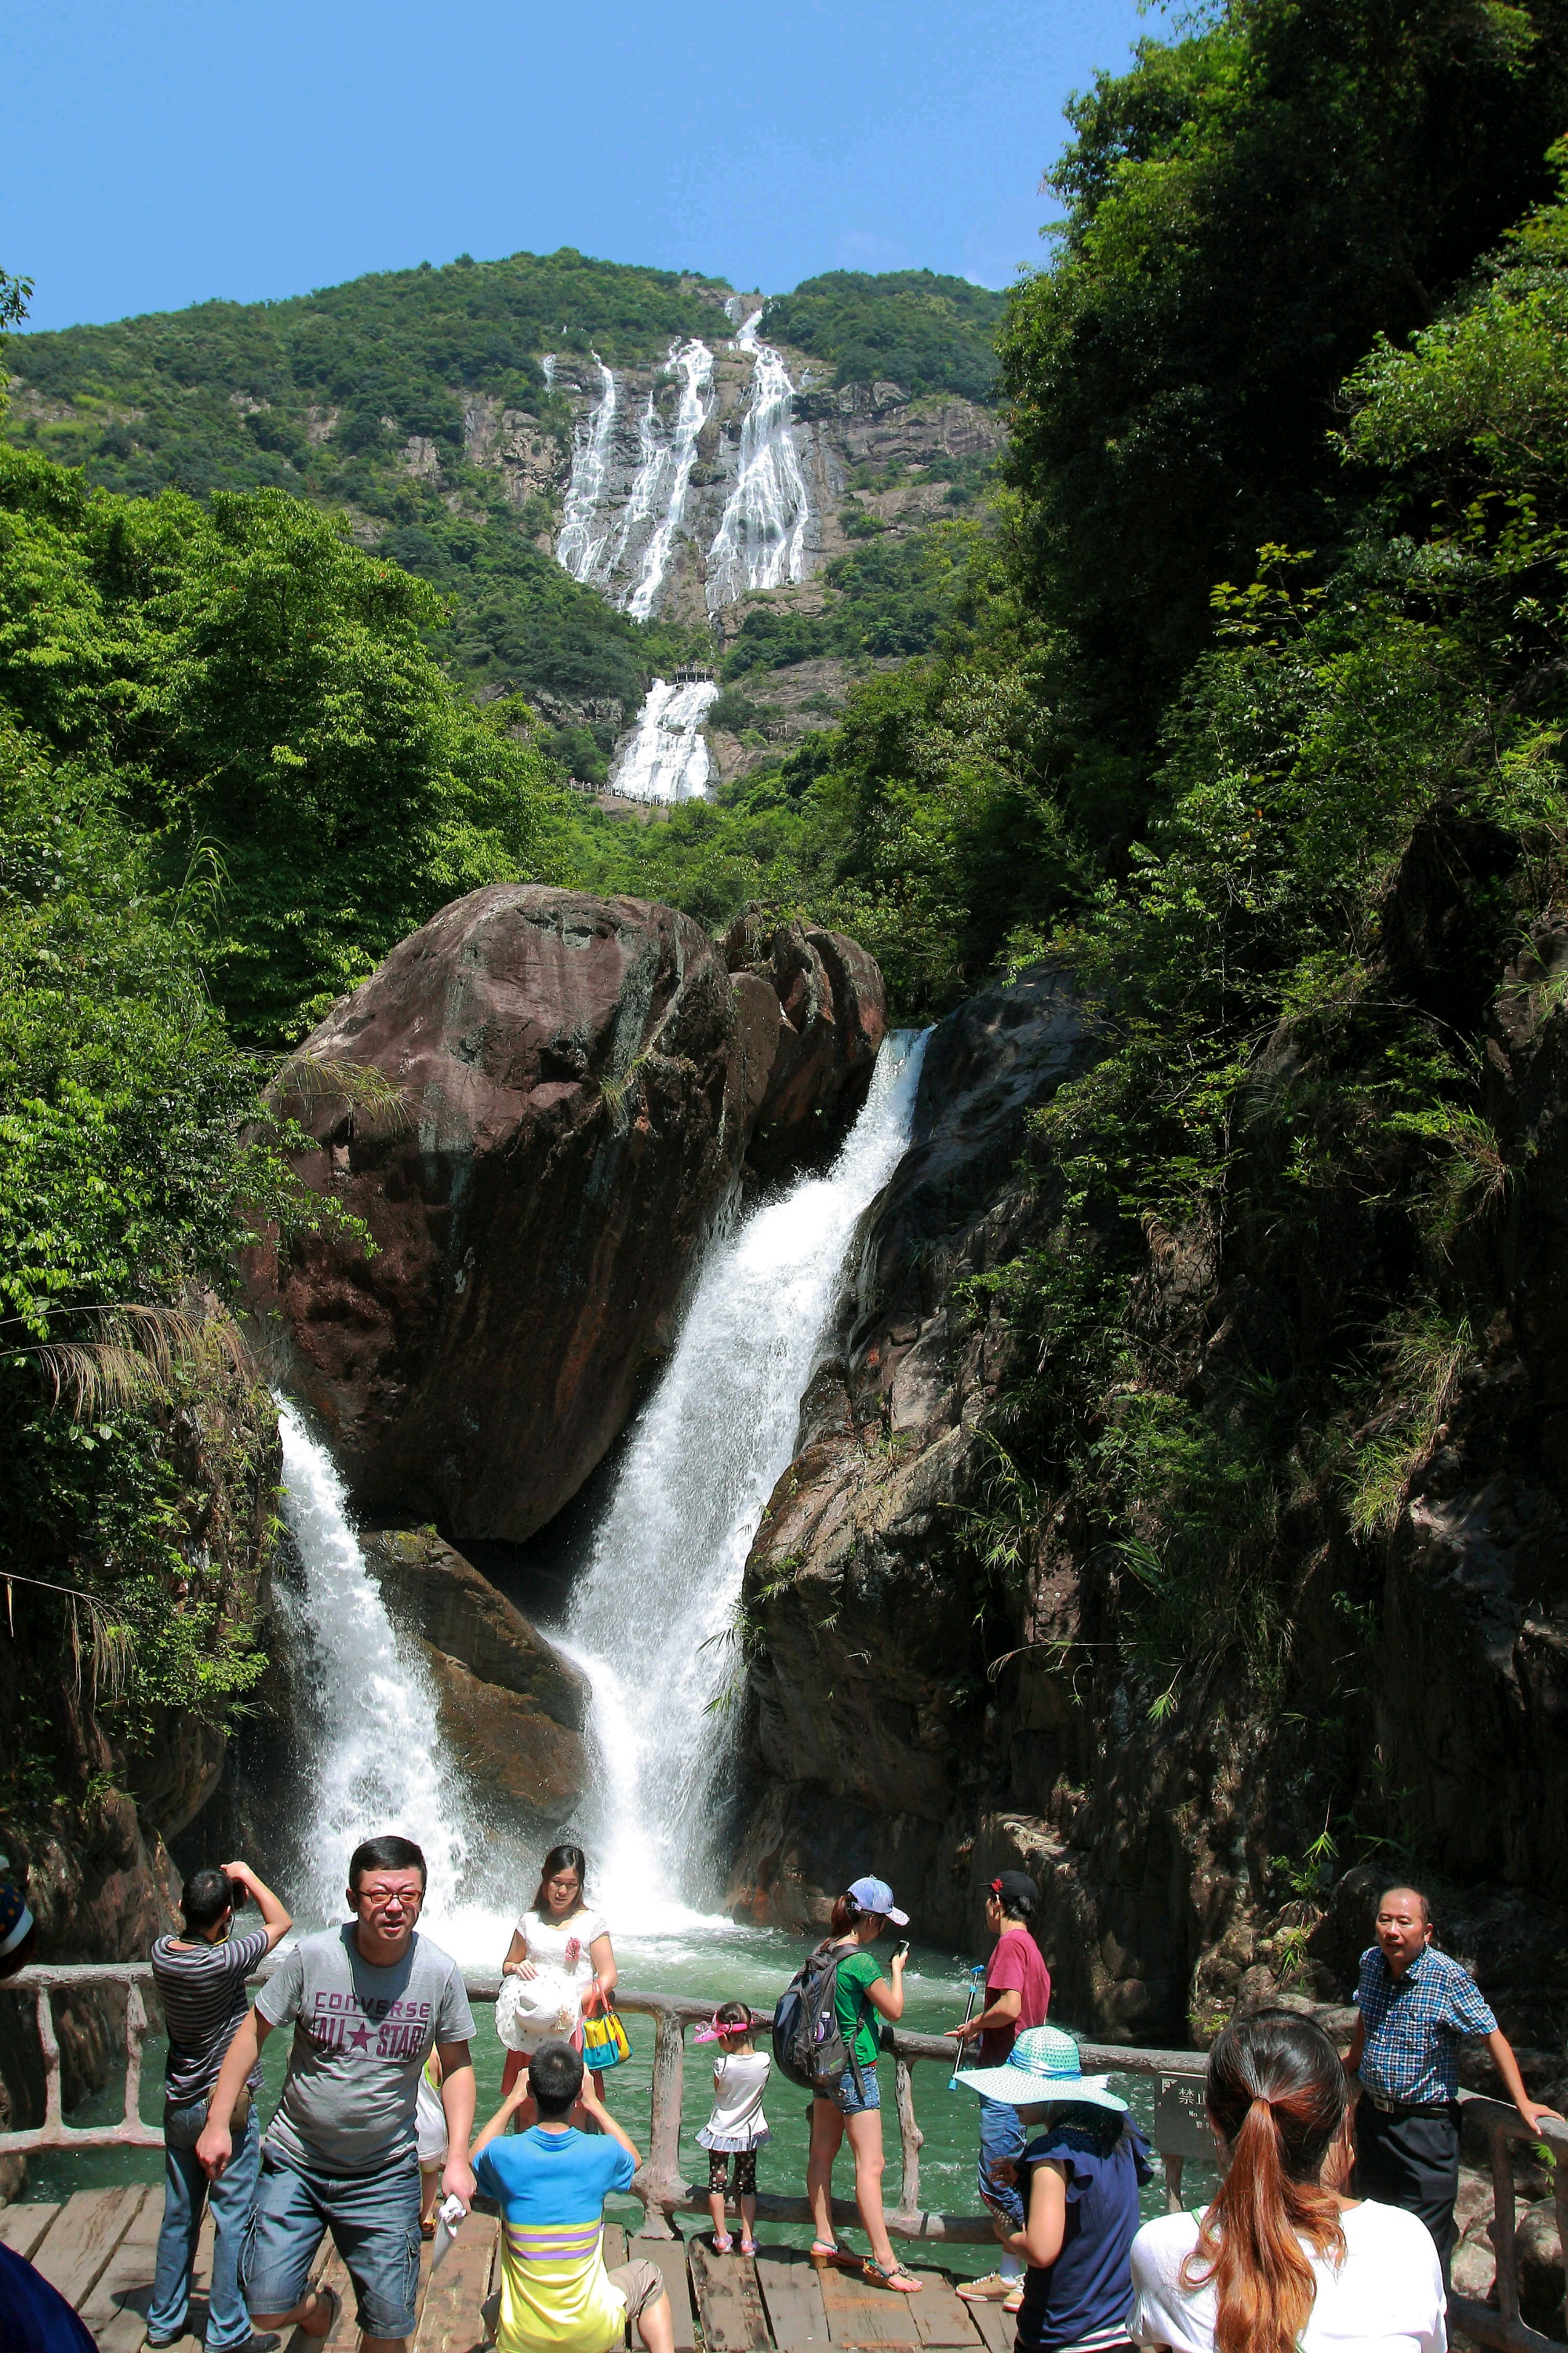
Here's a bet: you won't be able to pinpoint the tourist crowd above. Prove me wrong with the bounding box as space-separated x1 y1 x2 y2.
0 1844 1557 2353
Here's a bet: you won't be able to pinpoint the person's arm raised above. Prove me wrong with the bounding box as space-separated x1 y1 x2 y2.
578 2068 641 2166
471 2067 534 2162
222 1860 291 1952
864 1950 906 2024
196 2006 273 2180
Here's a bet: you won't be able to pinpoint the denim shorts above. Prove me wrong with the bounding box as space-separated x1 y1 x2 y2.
823 2060 879 2115
240 2148 421 2339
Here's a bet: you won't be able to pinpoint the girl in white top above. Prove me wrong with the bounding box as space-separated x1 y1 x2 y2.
697 2002 771 2257
497 1843 617 2101
1128 2011 1446 2353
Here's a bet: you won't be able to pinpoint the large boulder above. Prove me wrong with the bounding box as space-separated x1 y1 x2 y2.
722 914 887 1171
246 886 748 1541
365 1529 588 1825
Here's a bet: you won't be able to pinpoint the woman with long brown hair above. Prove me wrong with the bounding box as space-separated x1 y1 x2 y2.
803 1877 922 2294
1128 2011 1445 2353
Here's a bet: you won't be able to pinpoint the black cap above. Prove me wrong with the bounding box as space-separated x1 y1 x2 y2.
990 1870 1039 1912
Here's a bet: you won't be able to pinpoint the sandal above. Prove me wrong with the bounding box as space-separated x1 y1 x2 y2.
865 2260 922 2294
809 2242 863 2271
740 2235 759 2257
712 2232 734 2254
420 2219 437 2241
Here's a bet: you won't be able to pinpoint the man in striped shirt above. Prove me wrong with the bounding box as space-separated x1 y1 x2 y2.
148 1860 292 2352
472 2041 674 2353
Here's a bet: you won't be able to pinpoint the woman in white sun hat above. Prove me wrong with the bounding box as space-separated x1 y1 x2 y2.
955 2024 1152 2348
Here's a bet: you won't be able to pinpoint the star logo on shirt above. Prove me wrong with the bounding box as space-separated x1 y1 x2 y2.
348 2020 373 2052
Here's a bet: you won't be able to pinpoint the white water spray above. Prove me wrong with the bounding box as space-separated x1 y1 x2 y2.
555 358 619 585
273 1399 475 1930
562 1032 929 1924
609 676 719 802
707 311 811 611
627 340 714 620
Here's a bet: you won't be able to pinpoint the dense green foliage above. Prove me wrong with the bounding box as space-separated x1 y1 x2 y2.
997 0 1568 846
0 448 555 1043
761 270 1007 402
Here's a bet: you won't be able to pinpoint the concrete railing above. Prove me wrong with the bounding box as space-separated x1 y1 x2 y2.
3 1965 1563 2348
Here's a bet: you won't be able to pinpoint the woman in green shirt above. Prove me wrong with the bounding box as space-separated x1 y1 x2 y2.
804 1876 921 2294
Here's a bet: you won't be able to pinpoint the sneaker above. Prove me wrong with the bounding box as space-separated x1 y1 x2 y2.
957 2275 1016 2304
209 2338 282 2353
1003 2286 1024 2313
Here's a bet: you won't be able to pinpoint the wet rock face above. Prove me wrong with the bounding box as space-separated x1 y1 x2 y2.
727 966 1109 1955
365 1529 588 1827
247 886 749 1544
722 914 887 1172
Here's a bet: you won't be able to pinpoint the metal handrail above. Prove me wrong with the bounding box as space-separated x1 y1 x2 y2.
3 1965 1563 2348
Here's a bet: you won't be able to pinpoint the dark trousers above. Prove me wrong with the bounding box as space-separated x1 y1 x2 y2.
1354 2098 1461 2278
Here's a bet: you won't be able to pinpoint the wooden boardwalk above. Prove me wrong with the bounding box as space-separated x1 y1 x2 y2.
1 2194 1017 2353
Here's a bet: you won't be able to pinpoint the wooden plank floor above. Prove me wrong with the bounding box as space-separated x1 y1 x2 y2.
2 2194 996 2352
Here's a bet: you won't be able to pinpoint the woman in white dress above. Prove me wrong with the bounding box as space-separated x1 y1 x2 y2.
498 1844 617 2099
1128 2010 1446 2353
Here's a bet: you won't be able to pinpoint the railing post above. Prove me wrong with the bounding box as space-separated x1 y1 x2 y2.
640 2002 685 2241
895 2057 923 2219
1489 2118 1519 2327
123 1981 151 2136
37 1986 61 2138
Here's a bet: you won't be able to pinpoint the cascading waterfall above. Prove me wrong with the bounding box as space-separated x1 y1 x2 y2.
272 1398 476 1930
608 675 719 802
555 358 619 585
626 339 715 620
561 1031 929 1921
706 311 811 611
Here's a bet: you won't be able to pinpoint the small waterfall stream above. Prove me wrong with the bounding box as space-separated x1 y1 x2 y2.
608 675 719 801
626 340 715 621
555 358 620 585
562 1030 928 1921
706 311 811 611
272 1400 478 1928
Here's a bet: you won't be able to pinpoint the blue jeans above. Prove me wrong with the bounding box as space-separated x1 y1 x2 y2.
977 2093 1025 2231
240 2147 422 2340
149 2097 262 2350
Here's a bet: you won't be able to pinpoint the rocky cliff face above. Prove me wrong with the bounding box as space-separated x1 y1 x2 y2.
364 1529 588 1828
247 888 886 1541
726 944 1568 2053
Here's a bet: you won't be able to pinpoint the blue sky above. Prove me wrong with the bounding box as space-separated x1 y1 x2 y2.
7 1 1160 334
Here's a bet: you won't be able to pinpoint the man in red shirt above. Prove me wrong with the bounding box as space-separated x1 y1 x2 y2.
948 1871 1052 2309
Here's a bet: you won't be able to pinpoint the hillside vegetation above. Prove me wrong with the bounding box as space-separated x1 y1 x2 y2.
762 269 1007 401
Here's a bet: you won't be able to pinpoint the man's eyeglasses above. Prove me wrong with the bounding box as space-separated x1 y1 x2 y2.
358 1884 424 1911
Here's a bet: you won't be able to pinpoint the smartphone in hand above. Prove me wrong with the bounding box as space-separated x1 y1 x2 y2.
891 1938 911 1961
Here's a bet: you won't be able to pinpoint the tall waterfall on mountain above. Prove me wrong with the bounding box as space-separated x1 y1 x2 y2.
608 676 719 802
273 1399 475 1927
626 340 714 620
555 358 618 585
561 1031 928 1915
707 311 811 611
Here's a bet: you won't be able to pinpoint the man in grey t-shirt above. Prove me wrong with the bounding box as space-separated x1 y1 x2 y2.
198 1835 476 2353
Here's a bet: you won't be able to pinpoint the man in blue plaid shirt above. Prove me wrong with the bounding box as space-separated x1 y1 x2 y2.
1348 1885 1559 2275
